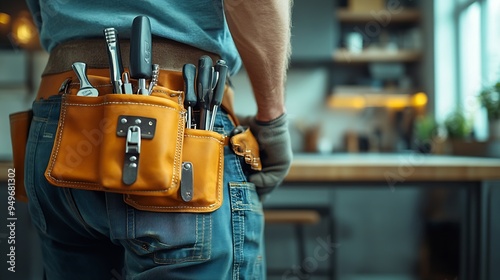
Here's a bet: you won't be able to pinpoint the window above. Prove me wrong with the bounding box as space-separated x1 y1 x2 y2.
458 1 482 136
485 0 500 86
435 0 499 139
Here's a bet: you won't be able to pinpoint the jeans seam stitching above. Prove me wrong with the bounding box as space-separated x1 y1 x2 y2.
26 121 48 233
62 188 102 239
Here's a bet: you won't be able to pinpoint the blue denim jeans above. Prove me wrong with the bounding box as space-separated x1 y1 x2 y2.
25 95 266 280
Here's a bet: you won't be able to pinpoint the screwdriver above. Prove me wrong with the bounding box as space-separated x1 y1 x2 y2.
130 16 152 95
103 28 124 94
196 55 213 130
209 60 228 131
122 72 133 94
148 64 160 95
183 64 197 129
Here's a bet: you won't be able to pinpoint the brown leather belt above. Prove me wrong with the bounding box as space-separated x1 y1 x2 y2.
42 38 220 76
36 38 235 117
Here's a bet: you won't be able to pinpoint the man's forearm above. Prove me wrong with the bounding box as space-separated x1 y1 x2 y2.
224 0 292 122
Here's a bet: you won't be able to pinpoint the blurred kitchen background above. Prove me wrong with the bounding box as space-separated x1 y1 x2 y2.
1 0 500 280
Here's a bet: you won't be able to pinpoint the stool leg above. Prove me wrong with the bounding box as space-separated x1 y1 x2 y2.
295 224 308 276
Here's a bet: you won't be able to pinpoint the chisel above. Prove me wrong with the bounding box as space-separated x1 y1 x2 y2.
196 55 213 130
209 60 228 131
183 64 197 129
103 28 124 94
130 16 152 95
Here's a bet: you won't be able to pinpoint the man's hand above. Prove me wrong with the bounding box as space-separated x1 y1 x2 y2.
226 0 293 197
240 114 292 198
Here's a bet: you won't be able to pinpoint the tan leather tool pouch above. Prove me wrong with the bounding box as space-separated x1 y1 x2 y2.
9 110 32 202
230 127 262 171
45 89 225 213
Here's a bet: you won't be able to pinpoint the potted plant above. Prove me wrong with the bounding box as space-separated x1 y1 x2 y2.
413 115 438 153
444 109 472 140
478 81 500 139
443 109 480 155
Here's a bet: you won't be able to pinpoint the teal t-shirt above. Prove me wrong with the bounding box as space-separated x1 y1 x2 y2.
26 0 241 74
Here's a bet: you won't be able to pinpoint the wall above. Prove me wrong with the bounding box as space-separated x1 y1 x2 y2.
232 1 439 279
0 50 47 160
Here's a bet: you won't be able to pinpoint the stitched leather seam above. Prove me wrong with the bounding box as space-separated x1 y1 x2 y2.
184 134 224 144
171 112 184 189
64 101 180 111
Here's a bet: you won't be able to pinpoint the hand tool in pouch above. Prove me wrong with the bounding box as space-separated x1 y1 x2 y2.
148 64 160 95
103 28 124 94
209 60 228 131
130 16 152 95
122 72 133 94
72 62 99 97
183 64 197 129
196 55 213 130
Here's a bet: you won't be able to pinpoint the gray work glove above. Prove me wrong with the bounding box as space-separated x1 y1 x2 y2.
240 113 293 198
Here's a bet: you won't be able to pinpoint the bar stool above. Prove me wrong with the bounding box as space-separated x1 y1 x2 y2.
264 208 335 278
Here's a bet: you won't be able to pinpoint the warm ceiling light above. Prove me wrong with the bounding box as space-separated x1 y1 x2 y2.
0 12 10 34
0 13 10 25
11 11 39 49
411 92 428 107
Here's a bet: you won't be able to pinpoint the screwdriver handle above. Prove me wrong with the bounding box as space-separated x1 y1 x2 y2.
103 28 124 93
197 55 213 130
183 64 197 107
130 16 152 79
212 60 228 107
196 56 213 103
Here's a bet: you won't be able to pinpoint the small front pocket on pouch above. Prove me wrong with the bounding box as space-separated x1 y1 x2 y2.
45 93 185 194
98 94 185 194
124 128 225 213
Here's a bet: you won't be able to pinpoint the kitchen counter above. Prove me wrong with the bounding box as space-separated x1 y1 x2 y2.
286 153 500 182
279 153 500 280
2 153 500 182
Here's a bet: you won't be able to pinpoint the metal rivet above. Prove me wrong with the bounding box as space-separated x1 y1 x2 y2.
184 163 192 169
149 121 153 126
129 156 137 162
135 119 142 124
120 118 127 124
119 129 123 133
185 191 191 198
129 163 137 168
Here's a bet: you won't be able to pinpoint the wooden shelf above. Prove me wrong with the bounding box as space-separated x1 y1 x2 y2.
336 8 421 23
333 48 422 63
332 85 415 95
327 86 427 108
